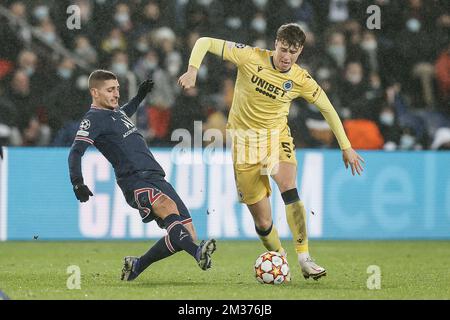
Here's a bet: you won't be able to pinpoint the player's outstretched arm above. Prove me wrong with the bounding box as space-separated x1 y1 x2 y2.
342 147 365 176
68 144 94 202
121 79 154 117
178 37 224 89
312 91 365 176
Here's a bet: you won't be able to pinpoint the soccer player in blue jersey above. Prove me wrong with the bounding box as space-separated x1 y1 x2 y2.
68 70 216 281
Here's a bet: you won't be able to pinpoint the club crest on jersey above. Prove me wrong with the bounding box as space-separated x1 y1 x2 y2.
282 80 293 91
79 119 90 130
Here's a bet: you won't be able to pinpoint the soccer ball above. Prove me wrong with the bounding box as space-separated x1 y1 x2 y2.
254 251 290 285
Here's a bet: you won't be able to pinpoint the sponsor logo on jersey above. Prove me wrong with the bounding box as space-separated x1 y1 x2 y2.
251 75 287 99
123 127 138 138
79 119 90 130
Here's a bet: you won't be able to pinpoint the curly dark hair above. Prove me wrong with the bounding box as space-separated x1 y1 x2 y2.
276 23 306 48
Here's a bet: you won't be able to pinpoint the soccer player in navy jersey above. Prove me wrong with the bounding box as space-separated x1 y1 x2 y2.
68 70 216 281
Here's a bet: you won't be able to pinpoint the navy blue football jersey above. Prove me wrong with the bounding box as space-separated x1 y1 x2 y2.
68 96 165 185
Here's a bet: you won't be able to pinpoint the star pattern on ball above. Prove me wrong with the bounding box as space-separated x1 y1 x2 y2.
262 252 273 262
270 266 282 277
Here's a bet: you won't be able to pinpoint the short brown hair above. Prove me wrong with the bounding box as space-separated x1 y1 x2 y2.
88 69 117 89
276 23 306 48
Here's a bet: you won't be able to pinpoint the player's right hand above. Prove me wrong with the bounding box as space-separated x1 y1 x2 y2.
178 66 198 89
73 184 93 202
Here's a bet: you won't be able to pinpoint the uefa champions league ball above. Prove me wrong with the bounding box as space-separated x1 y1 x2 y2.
254 251 290 285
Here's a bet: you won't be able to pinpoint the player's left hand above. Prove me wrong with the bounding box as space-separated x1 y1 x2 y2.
73 184 93 202
342 148 364 176
137 79 154 97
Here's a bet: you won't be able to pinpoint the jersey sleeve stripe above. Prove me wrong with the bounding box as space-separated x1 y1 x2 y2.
181 218 193 225
74 136 94 144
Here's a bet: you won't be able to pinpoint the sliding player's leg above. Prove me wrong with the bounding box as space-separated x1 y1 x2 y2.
121 181 215 281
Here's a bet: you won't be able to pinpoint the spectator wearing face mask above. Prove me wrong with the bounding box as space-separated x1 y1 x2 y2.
109 52 134 105
133 49 176 112
377 106 402 150
398 0 440 108
101 28 127 63
73 35 98 66
398 126 423 150
249 12 268 43
6 70 51 146
35 18 63 48
360 31 379 74
325 30 347 70
0 1 30 61
339 61 371 119
113 3 133 34
45 58 86 137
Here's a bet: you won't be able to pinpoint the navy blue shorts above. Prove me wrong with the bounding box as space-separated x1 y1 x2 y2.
117 171 192 228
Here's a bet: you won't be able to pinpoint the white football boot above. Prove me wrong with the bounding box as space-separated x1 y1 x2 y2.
299 255 326 280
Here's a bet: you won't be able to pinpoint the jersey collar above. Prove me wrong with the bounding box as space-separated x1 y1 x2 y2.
270 56 291 74
91 105 115 112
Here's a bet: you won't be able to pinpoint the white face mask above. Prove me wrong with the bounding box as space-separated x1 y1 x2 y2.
317 68 331 80
327 45 346 61
406 18 421 33
226 17 242 29
361 40 377 51
136 42 149 52
109 38 121 49
58 68 73 80
145 60 157 70
346 73 362 85
112 63 128 76
42 32 56 44
380 112 394 126
197 0 213 6
251 18 267 33
287 0 303 8
24 66 35 76
252 0 268 9
115 13 129 24
400 134 415 149
33 5 49 20
76 75 89 90
168 63 180 77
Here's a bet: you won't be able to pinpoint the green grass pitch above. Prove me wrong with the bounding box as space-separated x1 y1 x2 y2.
0 240 449 300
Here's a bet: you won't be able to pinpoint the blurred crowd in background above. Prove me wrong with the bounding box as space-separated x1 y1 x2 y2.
0 0 450 150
